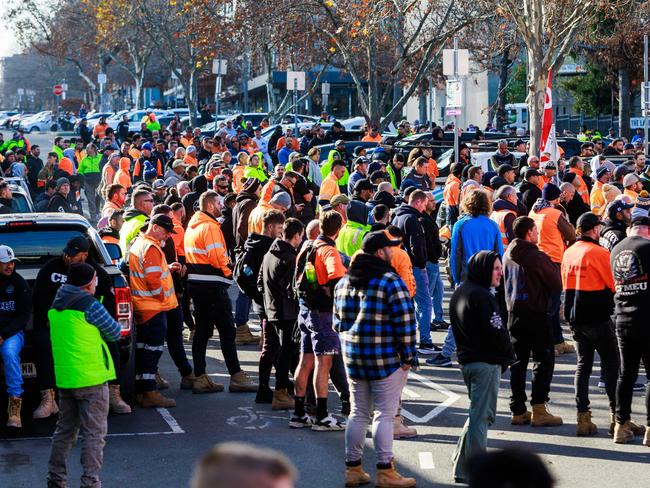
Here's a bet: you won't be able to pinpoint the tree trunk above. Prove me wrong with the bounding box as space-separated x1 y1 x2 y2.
618 67 630 139
527 52 546 158
264 49 276 113
495 50 511 131
418 83 427 124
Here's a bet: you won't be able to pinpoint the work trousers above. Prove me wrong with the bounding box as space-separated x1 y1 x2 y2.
572 320 619 413
615 326 650 425
508 313 555 415
166 306 193 378
191 284 240 376
135 312 167 393
259 319 296 390
452 362 501 482
47 383 109 488
345 368 407 464
412 267 432 345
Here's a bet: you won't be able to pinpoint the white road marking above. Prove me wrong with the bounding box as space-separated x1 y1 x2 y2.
156 407 185 434
418 452 435 470
402 387 421 399
400 371 461 424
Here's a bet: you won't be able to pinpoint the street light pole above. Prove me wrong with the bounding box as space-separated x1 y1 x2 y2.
453 35 459 165
644 34 648 156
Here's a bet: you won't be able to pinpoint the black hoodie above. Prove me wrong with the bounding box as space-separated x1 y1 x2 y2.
47 191 72 213
599 217 627 252
0 270 31 339
232 190 259 252
241 232 275 306
182 175 209 225
518 181 542 213
450 251 515 367
391 204 427 269
258 238 299 322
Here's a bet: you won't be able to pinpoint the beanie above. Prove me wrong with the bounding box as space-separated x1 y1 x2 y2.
542 183 562 201
635 191 650 214
143 161 157 181
270 191 292 209
67 262 96 288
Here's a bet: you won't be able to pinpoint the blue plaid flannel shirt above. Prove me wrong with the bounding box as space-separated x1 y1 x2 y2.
333 271 417 380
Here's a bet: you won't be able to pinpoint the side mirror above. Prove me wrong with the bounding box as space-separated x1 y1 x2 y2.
105 243 122 261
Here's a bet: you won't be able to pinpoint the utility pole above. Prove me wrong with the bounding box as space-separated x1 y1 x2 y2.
453 36 459 164
644 34 649 156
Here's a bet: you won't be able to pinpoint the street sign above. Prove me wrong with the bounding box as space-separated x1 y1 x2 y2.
61 83 68 91
445 80 462 107
286 71 306 91
212 59 227 76
445 108 461 116
53 85 64 96
97 73 107 84
321 82 330 95
443 49 469 77
17 88 24 96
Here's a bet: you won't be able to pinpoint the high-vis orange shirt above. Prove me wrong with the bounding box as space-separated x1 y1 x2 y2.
58 157 75 176
427 158 439 180
248 201 274 235
184 210 232 286
171 217 185 258
569 168 589 205
129 233 178 324
490 209 517 249
361 133 382 143
314 239 347 285
530 206 565 264
590 180 606 213
320 173 341 203
390 246 416 297
443 174 461 207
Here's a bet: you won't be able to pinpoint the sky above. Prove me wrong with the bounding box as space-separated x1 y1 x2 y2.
0 25 21 58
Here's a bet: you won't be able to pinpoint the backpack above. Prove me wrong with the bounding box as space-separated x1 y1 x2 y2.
233 248 263 303
293 240 330 309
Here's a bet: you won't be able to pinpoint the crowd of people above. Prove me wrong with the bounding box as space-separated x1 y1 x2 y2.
0 115 649 487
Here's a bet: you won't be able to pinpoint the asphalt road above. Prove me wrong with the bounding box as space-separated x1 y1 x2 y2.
1 130 649 487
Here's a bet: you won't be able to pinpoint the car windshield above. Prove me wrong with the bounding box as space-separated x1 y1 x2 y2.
0 229 87 265
10 194 31 213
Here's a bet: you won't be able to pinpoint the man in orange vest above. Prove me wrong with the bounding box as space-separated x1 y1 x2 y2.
128 214 180 408
443 163 463 226
490 185 519 250
529 183 577 356
567 156 590 205
590 166 611 214
184 190 258 394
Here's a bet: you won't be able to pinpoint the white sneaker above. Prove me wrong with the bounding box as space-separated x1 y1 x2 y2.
289 414 314 429
312 414 346 431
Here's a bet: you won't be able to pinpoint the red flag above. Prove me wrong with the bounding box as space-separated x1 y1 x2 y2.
540 70 560 164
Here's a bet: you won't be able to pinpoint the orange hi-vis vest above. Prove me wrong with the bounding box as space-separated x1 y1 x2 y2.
184 211 233 286
569 168 589 205
128 233 178 324
529 206 565 264
490 209 516 249
444 174 461 207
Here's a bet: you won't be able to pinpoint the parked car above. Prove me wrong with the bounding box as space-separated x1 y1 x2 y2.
80 112 114 130
0 111 18 127
0 213 136 412
18 111 56 133
3 177 34 213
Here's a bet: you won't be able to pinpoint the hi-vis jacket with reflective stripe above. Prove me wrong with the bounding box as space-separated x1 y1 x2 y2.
184 210 233 287
128 233 178 324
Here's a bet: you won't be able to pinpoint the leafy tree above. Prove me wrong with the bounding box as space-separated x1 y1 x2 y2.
560 64 612 117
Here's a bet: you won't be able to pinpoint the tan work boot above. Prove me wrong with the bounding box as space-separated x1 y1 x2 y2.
576 411 597 436
192 374 224 394
376 460 416 488
7 397 22 428
511 411 532 425
155 372 170 390
235 324 260 345
393 415 417 439
531 403 563 427
33 389 59 419
613 421 635 444
554 341 575 355
344 464 371 487
644 428 650 447
181 372 197 390
609 412 615 437
229 370 258 392
628 420 646 436
136 390 176 408
109 385 132 414
271 389 295 410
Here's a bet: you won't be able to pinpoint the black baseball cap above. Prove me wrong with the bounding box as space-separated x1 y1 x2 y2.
63 236 90 257
631 216 650 227
607 200 635 220
497 164 515 176
151 214 176 233
576 212 603 232
361 230 401 254
353 178 374 193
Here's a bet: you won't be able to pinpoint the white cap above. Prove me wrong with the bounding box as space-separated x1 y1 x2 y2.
0 245 19 264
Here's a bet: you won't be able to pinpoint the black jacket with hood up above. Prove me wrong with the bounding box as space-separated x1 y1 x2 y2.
232 190 259 253
258 238 299 322
241 232 275 306
391 204 427 269
450 251 515 367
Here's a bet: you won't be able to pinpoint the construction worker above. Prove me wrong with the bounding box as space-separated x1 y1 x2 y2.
529 183 577 356
590 166 611 214
319 159 346 208
184 190 258 394
566 156 590 205
444 163 463 226
490 185 519 250
47 262 120 488
129 214 179 408
119 189 154 254
0 245 30 428
561 212 619 437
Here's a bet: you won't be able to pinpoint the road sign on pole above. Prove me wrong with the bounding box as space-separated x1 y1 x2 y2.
286 71 306 91
53 85 64 96
213 60 227 132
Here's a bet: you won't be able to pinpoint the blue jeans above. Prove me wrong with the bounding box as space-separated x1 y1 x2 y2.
413 267 432 345
0 331 24 397
426 262 444 322
234 290 251 327
442 325 456 358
